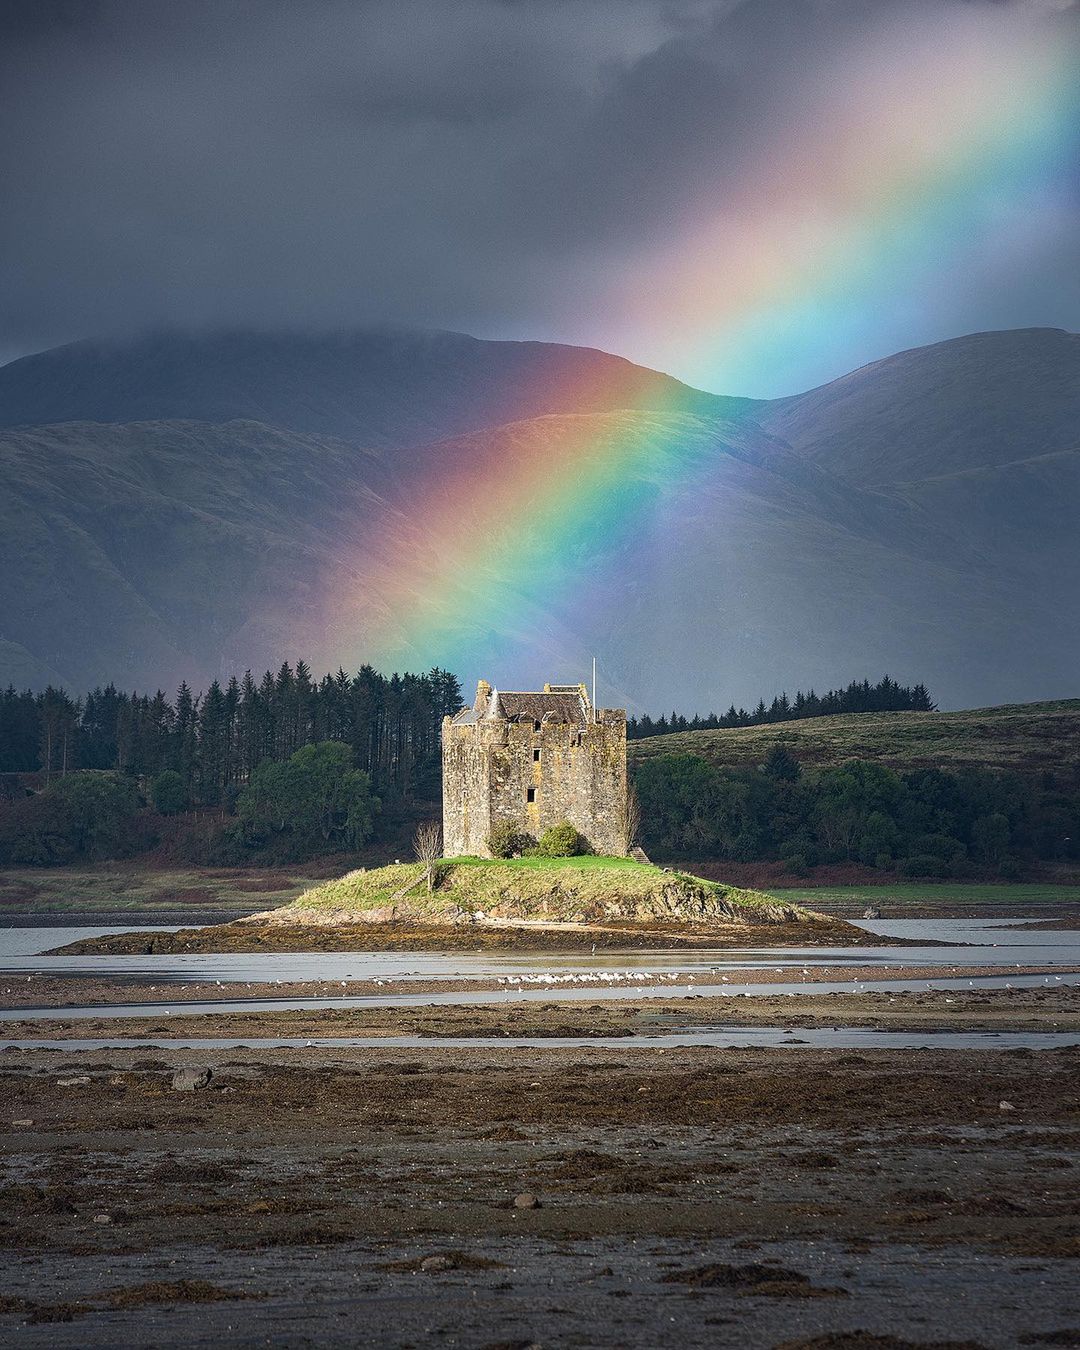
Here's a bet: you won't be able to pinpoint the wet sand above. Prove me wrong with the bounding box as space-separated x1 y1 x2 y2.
50 913 889 955
5 982 1080 1040
4 962 1076 1011
5 904 1080 1348
1 1035 1078 1347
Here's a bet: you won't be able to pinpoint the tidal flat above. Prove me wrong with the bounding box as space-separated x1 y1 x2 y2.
1 997 1079 1347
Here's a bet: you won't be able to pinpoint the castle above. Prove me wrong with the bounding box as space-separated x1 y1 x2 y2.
442 679 628 858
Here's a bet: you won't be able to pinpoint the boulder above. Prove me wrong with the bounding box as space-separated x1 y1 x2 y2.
171 1066 213 1092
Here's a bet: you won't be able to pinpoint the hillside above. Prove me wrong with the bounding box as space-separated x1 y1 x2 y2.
0 325 1078 708
0 419 395 689
0 327 736 447
627 699 1080 775
761 328 1080 487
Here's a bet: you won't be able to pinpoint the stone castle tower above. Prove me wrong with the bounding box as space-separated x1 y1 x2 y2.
442 679 628 858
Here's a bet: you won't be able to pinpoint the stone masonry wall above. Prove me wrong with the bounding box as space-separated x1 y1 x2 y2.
442 709 627 857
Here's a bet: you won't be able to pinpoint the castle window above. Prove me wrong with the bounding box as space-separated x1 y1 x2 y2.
533 720 541 731
526 787 536 803
533 748 541 763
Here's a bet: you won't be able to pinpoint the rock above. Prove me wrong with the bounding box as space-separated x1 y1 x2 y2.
57 1076 91 1087
513 1192 541 1210
419 1255 454 1272
12 1119 33 1127
999 1100 1017 1112
862 906 881 919
92 1214 112 1224
171 1066 213 1092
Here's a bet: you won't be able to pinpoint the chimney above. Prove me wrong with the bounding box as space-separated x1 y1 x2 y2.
474 679 492 714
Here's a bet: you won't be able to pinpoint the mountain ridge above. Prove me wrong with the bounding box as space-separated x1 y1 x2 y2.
0 325 1076 709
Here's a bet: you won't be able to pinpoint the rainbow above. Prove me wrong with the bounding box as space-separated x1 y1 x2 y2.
340 12 1080 683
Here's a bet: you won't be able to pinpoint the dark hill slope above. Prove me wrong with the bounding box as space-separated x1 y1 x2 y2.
762 328 1080 486
0 419 393 690
0 327 739 448
627 700 1080 775
0 327 1078 708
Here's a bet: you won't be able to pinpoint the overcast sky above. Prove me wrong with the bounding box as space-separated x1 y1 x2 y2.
2 0 1078 395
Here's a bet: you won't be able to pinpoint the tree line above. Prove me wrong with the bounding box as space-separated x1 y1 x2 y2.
634 747 1079 877
0 663 463 805
627 676 935 740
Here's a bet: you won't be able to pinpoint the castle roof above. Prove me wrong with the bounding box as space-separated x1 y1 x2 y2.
495 690 589 726
450 680 591 728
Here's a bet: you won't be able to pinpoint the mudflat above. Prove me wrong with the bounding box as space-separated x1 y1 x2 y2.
5 980 1080 1039
51 913 890 955
1 995 1079 1347
5 962 1074 1010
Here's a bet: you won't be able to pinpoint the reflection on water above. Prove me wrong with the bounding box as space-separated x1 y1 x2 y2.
0 925 184 959
3 1026 1079 1052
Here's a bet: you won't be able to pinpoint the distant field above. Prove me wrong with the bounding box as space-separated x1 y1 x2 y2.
766 885 1080 907
628 698 1080 773
0 866 330 913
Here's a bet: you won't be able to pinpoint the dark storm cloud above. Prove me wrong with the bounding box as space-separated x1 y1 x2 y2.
0 0 1077 384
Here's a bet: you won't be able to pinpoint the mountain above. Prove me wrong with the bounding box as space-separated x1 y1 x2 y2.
0 419 394 691
0 327 737 448
0 325 1076 710
760 328 1080 486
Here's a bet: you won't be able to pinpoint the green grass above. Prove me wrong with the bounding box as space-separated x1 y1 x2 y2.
287 856 803 925
447 854 648 872
0 866 330 913
628 698 1080 774
772 882 1080 907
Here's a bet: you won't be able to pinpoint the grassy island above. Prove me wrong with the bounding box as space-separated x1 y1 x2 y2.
52 856 880 953
279 855 800 926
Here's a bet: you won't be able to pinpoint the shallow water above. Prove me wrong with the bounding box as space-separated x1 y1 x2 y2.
4 1025 1079 1052
2 914 1078 985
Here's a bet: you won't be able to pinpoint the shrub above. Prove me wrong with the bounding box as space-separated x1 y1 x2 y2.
235 742 379 859
912 833 965 862
538 821 584 857
998 858 1023 881
780 834 819 869
0 771 140 865
150 770 187 815
487 821 533 859
899 853 950 879
783 852 810 876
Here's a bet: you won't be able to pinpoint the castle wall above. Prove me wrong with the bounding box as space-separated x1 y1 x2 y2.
442 709 627 857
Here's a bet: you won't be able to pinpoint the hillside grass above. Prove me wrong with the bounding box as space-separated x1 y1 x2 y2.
282 856 803 926
774 882 1080 907
0 865 328 913
627 698 1080 774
